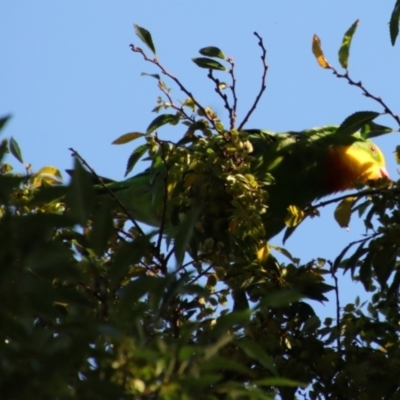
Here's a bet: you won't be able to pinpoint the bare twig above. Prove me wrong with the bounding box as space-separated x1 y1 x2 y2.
130 44 217 130
238 32 268 130
329 260 342 352
308 184 392 211
164 246 176 267
228 57 238 128
157 81 194 123
330 68 400 127
208 69 233 127
153 135 170 256
188 263 214 285
207 57 238 129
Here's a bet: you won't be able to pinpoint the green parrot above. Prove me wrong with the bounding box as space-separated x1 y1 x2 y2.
97 126 389 241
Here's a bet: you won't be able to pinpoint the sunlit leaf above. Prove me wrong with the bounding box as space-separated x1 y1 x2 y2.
36 166 63 186
133 24 156 54
312 34 330 69
112 132 145 145
334 196 356 228
338 19 359 69
256 243 269 263
284 205 305 228
182 97 196 111
218 82 228 90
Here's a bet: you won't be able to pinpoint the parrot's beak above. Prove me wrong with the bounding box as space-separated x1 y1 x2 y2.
380 167 390 179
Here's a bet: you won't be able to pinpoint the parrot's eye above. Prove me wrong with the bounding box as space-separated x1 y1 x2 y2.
369 145 377 154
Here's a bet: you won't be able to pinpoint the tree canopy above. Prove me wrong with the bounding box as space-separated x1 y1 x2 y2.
2 4 400 399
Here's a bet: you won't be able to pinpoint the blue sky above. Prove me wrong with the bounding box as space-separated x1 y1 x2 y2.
2 2 399 315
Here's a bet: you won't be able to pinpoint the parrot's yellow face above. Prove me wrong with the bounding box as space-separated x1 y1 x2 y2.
326 140 389 193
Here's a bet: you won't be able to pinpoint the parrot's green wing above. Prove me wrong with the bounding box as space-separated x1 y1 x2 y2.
96 170 168 227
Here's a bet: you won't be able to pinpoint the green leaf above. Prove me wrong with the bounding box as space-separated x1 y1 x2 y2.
0 163 13 174
174 205 202 267
302 315 321 332
203 334 233 360
140 72 161 80
282 225 301 245
125 144 148 176
201 357 255 378
346 245 369 276
371 242 396 287
192 57 227 71
395 145 400 164
360 121 394 139
110 236 150 287
336 111 380 136
338 19 359 69
65 159 95 225
359 251 373 289
261 290 302 308
334 196 356 228
9 137 23 163
90 196 114 257
133 24 156 54
255 377 307 388
199 46 226 59
212 311 251 334
390 0 400 45
146 114 180 134
29 185 68 206
121 274 166 305
0 114 11 132
268 244 299 264
237 339 277 375
112 132 145 145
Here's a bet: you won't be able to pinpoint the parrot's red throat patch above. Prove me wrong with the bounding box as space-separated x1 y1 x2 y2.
325 145 388 194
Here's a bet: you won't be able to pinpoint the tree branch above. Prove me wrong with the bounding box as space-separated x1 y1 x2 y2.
238 32 268 130
130 44 217 130
330 68 400 127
